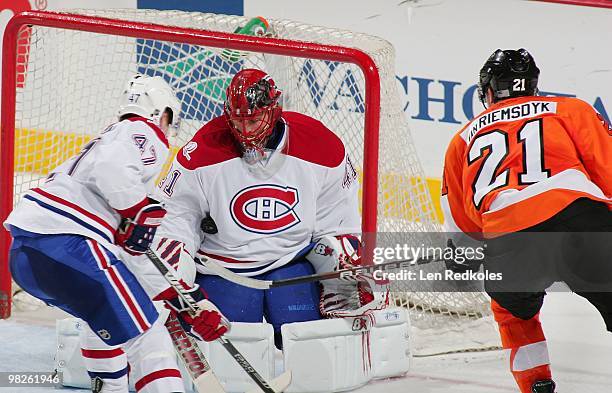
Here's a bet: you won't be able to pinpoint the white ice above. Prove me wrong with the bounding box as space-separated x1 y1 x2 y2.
1 292 611 392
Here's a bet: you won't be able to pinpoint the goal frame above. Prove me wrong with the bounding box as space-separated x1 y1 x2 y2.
0 10 382 318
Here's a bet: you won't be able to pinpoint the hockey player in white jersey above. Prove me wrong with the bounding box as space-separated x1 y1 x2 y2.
155 68 389 351
4 75 228 392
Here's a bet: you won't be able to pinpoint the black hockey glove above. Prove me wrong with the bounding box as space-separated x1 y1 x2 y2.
443 239 484 273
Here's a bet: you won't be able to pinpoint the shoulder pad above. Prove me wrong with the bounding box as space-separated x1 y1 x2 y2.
177 116 241 169
283 112 345 168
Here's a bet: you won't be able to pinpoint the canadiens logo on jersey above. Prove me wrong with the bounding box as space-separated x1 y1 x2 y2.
230 185 301 234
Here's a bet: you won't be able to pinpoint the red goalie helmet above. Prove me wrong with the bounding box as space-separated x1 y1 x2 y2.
224 69 282 151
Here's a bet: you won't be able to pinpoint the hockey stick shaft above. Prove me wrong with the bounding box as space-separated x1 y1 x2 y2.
200 255 441 290
145 248 278 393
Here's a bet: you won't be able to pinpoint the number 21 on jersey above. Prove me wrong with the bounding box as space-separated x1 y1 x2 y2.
468 118 550 209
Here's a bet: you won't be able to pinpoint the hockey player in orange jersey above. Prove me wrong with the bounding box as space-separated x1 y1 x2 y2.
441 48 612 393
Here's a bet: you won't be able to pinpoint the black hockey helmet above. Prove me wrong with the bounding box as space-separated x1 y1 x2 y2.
478 48 540 107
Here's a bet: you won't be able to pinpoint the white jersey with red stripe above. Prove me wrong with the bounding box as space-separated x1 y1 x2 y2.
155 112 361 276
4 117 170 250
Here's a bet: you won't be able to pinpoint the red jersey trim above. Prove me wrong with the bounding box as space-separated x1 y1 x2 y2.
31 188 116 234
114 197 149 219
177 113 346 169
197 250 255 264
88 240 152 333
177 116 241 169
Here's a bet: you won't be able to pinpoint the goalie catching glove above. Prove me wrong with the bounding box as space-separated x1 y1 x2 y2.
307 235 389 318
116 200 166 255
155 284 230 342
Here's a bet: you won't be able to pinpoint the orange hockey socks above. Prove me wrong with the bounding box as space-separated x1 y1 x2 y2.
492 300 552 393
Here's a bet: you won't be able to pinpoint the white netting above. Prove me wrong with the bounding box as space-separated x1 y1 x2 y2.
8 9 499 354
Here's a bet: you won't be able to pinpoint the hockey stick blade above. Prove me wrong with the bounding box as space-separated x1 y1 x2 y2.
245 371 292 393
200 255 440 289
145 248 286 393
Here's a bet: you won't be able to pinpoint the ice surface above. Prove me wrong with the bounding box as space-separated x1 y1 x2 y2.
1 292 610 392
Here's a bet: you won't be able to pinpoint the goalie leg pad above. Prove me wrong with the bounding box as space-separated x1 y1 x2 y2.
281 317 372 393
56 318 122 390
281 307 411 392
197 322 276 393
55 318 129 392
58 317 189 392
368 307 411 379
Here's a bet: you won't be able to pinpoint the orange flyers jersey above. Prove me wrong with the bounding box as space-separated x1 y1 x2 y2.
441 95 612 236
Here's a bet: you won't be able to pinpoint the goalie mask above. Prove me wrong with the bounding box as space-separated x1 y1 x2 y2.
478 48 540 108
224 69 282 158
117 74 181 135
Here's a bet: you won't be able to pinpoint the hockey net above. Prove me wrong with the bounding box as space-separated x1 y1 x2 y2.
0 10 499 355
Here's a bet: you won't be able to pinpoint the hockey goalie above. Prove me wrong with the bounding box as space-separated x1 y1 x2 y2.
153 68 411 392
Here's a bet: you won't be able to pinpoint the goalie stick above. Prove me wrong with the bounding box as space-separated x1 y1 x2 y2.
199 254 442 290
145 248 292 393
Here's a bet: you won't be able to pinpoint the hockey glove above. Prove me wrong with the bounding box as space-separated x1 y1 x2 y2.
157 285 229 342
444 239 484 273
116 202 166 255
309 235 389 318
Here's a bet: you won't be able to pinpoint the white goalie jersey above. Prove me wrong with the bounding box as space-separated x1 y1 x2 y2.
4 117 170 250
155 111 361 276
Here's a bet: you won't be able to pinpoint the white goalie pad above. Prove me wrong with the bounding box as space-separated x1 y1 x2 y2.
369 308 412 379
197 322 276 393
55 318 91 389
282 318 371 392
56 317 192 392
282 307 410 393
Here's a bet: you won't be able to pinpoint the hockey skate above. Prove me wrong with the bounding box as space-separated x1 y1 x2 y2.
532 379 556 393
